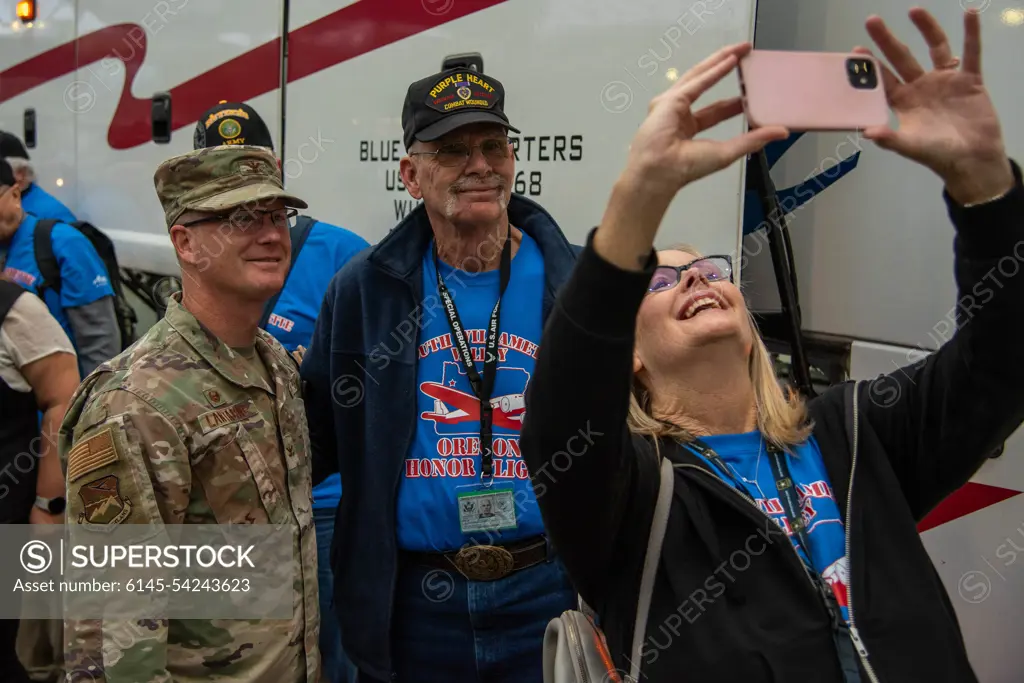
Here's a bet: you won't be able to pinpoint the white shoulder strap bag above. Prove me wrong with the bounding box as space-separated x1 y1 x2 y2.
542 456 675 683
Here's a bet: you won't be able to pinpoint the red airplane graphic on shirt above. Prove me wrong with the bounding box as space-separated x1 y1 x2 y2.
420 382 526 430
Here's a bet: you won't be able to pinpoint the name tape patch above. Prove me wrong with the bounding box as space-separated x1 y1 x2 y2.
198 401 256 434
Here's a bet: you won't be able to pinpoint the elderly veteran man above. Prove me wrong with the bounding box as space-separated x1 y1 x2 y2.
58 144 320 683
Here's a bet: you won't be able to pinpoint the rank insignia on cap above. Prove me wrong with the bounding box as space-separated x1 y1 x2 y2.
235 159 272 176
204 388 225 407
426 72 497 114
77 475 133 527
218 118 242 140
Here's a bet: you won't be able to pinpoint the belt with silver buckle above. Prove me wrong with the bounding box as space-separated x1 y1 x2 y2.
402 535 549 582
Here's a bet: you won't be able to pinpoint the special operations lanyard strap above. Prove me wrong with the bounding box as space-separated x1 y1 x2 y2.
767 447 847 631
433 228 512 482
684 438 763 507
686 438 845 628
687 437 856 676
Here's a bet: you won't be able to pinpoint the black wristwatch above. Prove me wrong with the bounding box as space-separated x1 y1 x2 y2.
34 496 66 515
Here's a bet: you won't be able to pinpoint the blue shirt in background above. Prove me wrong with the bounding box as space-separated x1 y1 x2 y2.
1 213 114 349
21 182 78 225
260 218 369 511
693 431 851 623
396 231 547 553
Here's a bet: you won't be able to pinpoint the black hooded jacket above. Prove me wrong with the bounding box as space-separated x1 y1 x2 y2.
519 160 1024 682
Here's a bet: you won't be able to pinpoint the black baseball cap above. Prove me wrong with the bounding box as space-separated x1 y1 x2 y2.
193 101 274 150
0 158 16 187
402 68 519 150
0 131 28 160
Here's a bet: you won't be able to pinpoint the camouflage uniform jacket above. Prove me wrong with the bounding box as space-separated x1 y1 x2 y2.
58 292 320 683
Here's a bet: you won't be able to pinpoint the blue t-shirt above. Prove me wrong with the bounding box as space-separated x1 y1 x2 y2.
1 213 114 349
693 431 850 623
396 231 546 552
260 219 369 511
264 220 369 354
21 182 78 225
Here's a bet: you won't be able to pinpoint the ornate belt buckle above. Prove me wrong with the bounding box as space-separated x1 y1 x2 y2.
453 545 514 581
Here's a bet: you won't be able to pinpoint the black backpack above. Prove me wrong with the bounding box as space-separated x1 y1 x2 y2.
33 218 138 350
258 215 317 330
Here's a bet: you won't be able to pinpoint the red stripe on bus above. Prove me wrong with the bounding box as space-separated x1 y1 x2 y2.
0 0 506 149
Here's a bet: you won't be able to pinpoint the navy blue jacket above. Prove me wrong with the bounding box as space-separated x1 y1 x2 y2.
300 194 581 680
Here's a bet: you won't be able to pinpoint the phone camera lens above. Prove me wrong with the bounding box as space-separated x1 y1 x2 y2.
846 58 878 89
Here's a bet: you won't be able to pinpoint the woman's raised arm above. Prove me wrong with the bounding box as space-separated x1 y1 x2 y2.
521 42 788 601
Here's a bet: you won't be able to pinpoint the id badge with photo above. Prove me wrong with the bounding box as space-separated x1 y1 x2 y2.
455 482 518 535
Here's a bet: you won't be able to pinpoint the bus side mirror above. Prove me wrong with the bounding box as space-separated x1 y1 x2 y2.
152 92 172 144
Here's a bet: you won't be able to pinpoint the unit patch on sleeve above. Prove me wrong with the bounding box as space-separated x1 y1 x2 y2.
77 475 133 526
197 401 256 435
67 426 121 483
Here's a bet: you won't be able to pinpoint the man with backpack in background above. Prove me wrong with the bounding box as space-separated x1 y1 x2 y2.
193 100 369 683
0 158 121 378
0 133 103 683
0 132 77 225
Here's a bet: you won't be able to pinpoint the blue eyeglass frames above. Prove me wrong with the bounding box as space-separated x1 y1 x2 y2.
648 255 733 293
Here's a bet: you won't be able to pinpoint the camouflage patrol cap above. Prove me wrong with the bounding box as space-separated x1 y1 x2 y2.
153 144 307 230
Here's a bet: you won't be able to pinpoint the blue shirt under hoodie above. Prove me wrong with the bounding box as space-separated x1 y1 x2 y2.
260 219 369 511
396 230 546 552
692 431 851 623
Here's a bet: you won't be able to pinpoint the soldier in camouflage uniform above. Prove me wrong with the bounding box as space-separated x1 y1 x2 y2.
57 145 320 682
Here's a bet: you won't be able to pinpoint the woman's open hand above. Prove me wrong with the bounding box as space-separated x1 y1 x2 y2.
855 8 1013 204
595 42 788 271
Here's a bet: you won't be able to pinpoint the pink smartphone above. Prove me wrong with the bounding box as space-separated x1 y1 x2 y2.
737 50 889 131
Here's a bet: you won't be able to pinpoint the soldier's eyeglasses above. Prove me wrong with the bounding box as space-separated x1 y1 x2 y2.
410 138 510 167
648 255 733 293
180 207 298 230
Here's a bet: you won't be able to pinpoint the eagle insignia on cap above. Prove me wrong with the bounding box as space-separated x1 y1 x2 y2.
237 159 270 175
457 85 472 100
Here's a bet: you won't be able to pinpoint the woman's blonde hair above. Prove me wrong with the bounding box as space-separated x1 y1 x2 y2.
626 243 813 453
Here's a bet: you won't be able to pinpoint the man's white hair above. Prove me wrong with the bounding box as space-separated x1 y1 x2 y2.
6 156 34 182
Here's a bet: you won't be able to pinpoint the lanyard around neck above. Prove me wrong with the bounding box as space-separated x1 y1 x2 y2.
432 228 512 483
685 437 846 628
684 438 814 565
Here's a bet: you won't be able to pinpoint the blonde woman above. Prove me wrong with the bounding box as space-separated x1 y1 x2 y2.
521 9 1021 683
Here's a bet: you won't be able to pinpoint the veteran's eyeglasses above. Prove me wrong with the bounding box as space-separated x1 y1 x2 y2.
180 207 298 230
410 138 510 167
648 255 733 293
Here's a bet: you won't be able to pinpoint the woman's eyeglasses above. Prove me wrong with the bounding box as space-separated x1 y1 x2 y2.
648 255 733 293
409 138 510 167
